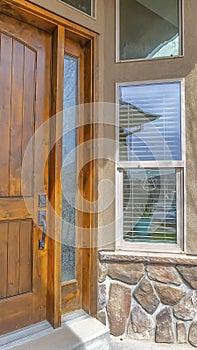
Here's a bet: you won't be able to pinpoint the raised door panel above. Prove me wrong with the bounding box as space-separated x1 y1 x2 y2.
0 33 35 197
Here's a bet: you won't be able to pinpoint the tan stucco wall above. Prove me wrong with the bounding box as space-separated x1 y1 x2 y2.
102 0 197 254
28 0 197 255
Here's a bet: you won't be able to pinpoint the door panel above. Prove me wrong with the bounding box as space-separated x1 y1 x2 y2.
0 33 35 197
0 220 32 299
0 14 51 335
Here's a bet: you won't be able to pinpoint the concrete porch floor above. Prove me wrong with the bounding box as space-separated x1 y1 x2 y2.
110 337 193 349
0 312 194 350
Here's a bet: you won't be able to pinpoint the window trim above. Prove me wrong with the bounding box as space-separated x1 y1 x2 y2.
58 0 96 18
115 78 185 253
116 0 184 63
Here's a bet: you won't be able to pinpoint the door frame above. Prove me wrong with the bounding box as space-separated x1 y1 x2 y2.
0 0 98 330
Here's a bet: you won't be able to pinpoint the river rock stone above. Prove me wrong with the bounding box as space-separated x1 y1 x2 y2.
156 307 175 343
177 266 197 289
133 278 159 314
107 282 131 336
128 305 155 340
155 283 185 305
98 262 107 283
176 322 187 344
174 291 197 320
98 284 107 311
189 321 197 347
107 263 144 285
97 310 107 325
147 265 181 285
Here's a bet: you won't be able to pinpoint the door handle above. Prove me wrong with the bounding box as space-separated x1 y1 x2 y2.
38 210 46 250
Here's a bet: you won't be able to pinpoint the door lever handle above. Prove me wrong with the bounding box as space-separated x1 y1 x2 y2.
38 211 46 250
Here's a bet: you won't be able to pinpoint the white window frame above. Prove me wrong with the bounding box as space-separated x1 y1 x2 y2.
116 0 184 62
115 78 186 253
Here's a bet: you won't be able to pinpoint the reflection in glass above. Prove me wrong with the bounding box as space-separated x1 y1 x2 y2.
119 82 181 162
61 0 92 15
62 55 78 282
119 0 180 60
123 168 177 243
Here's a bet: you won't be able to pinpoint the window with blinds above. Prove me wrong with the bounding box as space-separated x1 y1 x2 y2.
119 82 181 162
123 168 177 243
116 80 184 248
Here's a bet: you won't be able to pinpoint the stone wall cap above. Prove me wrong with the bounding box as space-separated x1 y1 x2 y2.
99 250 197 265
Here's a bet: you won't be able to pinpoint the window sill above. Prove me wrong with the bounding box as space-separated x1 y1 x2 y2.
99 250 197 265
116 54 184 64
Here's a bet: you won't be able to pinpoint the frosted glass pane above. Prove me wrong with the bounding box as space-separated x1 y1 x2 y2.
119 0 180 60
62 55 78 282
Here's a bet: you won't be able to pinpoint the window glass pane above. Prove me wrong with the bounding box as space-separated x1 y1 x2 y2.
119 82 181 161
123 168 177 243
61 0 92 15
62 54 78 282
119 0 180 60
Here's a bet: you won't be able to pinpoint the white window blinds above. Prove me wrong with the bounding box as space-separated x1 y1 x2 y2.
123 168 177 243
119 82 181 162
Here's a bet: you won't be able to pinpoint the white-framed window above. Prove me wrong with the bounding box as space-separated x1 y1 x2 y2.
59 0 95 17
116 0 183 62
116 79 185 252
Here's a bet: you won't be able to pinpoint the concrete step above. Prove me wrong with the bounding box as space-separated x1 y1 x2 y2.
0 311 110 350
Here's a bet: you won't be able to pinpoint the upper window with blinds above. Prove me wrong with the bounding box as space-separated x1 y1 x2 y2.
116 80 184 251
117 0 182 61
119 82 182 162
60 0 93 16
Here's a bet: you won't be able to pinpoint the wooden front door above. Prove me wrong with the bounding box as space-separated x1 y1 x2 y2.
0 13 51 335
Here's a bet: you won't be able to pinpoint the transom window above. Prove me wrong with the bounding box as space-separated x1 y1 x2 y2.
60 0 93 16
116 80 184 251
117 0 182 61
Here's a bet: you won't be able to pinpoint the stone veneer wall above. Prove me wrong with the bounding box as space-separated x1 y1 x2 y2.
97 253 197 348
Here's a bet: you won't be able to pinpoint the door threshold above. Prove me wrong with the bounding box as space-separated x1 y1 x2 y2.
0 311 110 350
61 309 90 325
0 321 54 349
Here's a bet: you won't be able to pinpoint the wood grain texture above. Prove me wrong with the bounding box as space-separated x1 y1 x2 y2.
7 221 20 297
0 34 12 196
0 220 32 299
22 47 36 196
19 220 32 294
61 36 84 315
0 33 36 198
0 0 97 39
61 32 98 317
0 198 33 221
61 281 80 313
47 25 64 328
9 40 24 196
0 9 51 335
0 223 8 298
0 0 98 334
